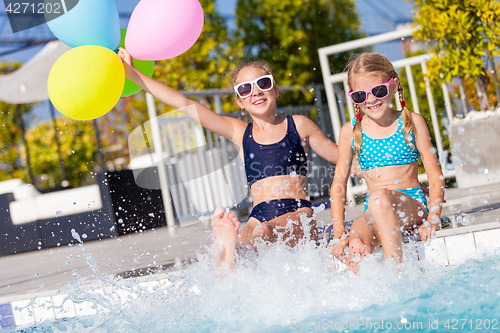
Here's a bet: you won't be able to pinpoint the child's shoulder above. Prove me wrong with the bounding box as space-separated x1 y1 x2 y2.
409 111 427 127
291 114 318 130
290 114 309 124
409 111 425 122
340 121 354 137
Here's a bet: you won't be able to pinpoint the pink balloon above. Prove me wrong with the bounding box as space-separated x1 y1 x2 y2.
125 0 204 61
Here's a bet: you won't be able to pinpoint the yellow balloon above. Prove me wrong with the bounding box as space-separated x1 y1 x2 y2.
48 45 125 120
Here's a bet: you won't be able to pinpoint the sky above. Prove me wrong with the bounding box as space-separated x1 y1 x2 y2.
0 0 416 121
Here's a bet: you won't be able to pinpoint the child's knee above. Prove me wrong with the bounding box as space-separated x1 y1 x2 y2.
349 237 371 255
251 222 273 240
367 189 392 213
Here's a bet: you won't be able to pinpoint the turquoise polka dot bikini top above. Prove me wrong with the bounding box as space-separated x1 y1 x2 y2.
351 111 420 171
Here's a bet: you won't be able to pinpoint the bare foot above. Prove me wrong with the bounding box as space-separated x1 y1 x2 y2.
212 207 240 268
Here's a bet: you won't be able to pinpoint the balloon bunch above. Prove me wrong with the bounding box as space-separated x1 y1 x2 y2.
47 0 204 120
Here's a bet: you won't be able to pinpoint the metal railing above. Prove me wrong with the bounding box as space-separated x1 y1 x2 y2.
318 27 459 201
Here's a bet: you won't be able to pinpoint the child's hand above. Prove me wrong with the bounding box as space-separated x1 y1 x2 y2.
331 237 349 263
419 217 439 242
117 47 135 78
419 224 434 242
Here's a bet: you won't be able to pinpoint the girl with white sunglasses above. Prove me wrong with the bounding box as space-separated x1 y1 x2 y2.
330 52 445 273
119 49 343 269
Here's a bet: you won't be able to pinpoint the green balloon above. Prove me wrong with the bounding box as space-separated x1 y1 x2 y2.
120 28 155 97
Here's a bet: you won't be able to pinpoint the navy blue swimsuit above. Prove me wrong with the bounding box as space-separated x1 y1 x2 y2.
242 115 312 222
243 115 308 186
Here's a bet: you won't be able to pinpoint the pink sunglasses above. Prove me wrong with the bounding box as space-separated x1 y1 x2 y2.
348 78 394 104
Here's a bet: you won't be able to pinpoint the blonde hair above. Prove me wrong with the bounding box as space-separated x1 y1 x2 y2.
347 52 414 155
230 61 273 87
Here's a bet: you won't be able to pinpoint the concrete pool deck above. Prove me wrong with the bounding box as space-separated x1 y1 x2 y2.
1 183 500 327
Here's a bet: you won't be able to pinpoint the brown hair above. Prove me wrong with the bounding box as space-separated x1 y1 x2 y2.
347 52 414 155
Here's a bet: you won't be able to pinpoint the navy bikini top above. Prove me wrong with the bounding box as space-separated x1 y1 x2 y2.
243 115 308 187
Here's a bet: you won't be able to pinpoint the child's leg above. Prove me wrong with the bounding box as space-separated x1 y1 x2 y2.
265 207 316 246
237 217 265 243
213 205 316 269
236 207 315 246
367 189 427 263
239 203 316 247
348 211 378 272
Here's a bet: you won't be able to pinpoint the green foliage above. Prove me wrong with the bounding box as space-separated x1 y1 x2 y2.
96 96 151 168
23 118 98 188
451 69 499 111
0 103 25 181
412 0 500 110
0 60 34 182
413 0 500 81
234 0 364 90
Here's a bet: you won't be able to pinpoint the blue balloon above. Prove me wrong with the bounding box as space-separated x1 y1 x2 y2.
45 0 120 50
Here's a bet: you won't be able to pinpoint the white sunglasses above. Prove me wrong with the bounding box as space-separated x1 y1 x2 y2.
234 75 274 98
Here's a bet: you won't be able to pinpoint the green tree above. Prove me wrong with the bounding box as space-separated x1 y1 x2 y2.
451 69 499 111
413 0 500 111
0 60 35 182
234 0 364 90
96 96 151 169
23 118 98 189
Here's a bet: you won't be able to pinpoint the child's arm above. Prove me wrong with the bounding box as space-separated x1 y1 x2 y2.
412 113 445 241
292 115 363 178
330 123 354 261
350 158 364 178
118 48 246 144
293 115 339 165
420 182 446 203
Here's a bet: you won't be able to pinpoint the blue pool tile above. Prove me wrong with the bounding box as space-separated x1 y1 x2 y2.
0 303 15 327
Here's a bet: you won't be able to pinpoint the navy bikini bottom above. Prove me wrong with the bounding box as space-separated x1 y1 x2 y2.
249 199 312 223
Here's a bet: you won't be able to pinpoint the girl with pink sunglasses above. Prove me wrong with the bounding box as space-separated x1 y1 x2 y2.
119 49 347 269
330 52 445 273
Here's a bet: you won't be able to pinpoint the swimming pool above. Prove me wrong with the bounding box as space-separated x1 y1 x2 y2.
4 239 499 332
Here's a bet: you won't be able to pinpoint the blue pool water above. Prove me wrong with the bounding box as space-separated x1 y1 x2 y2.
6 240 500 332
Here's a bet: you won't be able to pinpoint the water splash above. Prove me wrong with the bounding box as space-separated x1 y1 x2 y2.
16 245 500 333
7 229 500 333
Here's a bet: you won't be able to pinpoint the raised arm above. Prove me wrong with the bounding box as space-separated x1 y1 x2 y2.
118 48 246 144
412 113 445 241
330 122 354 260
